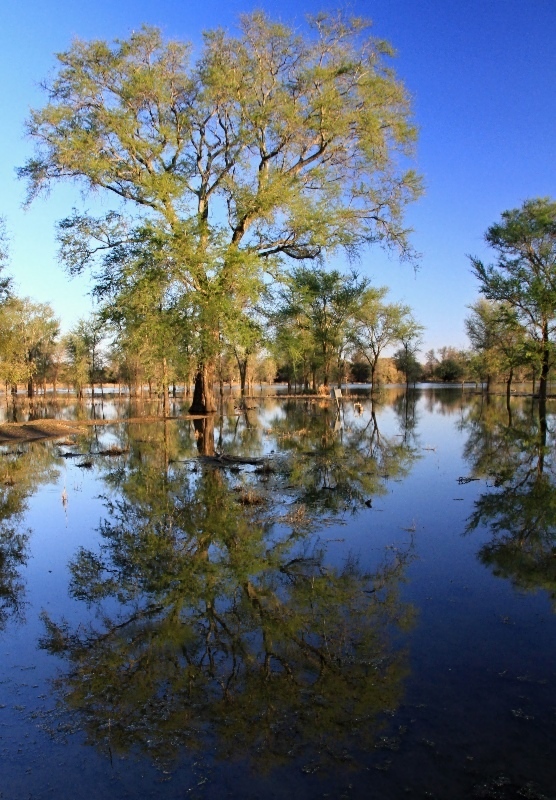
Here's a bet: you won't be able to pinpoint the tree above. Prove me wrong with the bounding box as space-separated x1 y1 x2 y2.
64 315 105 398
20 14 421 414
0 218 12 302
393 315 423 388
465 298 527 397
470 198 556 403
393 346 421 387
434 355 465 382
351 286 414 391
273 266 367 390
0 298 59 397
429 346 468 383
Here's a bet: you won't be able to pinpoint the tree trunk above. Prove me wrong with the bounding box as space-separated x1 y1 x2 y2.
238 358 248 397
539 324 550 402
189 362 217 414
27 378 33 398
506 367 513 405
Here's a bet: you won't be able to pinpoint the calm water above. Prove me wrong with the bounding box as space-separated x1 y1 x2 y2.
0 388 555 799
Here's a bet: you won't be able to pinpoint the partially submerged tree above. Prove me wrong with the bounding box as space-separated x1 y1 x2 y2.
273 266 368 389
465 298 527 397
351 286 414 391
470 198 556 403
20 14 421 414
392 315 423 388
64 315 105 398
0 298 59 397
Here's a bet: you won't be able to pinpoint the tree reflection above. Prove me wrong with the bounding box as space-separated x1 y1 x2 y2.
0 523 28 629
0 442 58 630
464 398 556 606
40 455 414 770
269 398 419 513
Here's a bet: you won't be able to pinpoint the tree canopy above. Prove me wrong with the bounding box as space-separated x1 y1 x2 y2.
19 13 421 412
470 197 556 402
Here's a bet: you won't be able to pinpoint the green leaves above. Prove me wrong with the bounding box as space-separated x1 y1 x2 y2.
470 198 556 398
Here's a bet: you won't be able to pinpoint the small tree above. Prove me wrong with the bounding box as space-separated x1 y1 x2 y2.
65 316 105 398
466 298 528 397
470 198 556 402
393 348 421 387
393 316 423 388
0 298 59 397
274 266 367 390
351 286 414 392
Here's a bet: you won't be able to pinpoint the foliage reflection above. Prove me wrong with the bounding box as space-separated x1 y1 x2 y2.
463 397 556 606
0 442 59 629
40 402 417 771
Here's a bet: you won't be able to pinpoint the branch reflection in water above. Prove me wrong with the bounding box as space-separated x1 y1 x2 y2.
38 397 418 773
463 395 556 606
0 440 59 629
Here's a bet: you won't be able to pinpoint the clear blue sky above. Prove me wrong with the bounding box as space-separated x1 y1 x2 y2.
1 0 555 353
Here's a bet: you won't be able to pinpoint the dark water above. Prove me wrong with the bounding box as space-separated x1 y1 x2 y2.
0 388 555 799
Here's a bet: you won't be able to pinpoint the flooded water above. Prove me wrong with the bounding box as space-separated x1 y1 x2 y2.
0 388 555 799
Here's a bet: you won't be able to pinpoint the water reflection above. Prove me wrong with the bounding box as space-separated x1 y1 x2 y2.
39 401 417 772
0 442 60 629
269 398 419 513
463 397 556 605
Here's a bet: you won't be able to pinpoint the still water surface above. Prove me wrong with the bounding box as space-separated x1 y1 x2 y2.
0 388 555 799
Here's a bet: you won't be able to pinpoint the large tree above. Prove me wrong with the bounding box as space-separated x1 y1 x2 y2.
19 13 421 414
470 198 556 403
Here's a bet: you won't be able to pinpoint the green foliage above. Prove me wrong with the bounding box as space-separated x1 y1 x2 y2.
272 266 368 387
393 347 421 385
470 198 556 399
434 357 465 382
351 286 415 388
0 297 59 391
64 314 105 396
463 397 556 607
20 14 421 410
465 298 528 388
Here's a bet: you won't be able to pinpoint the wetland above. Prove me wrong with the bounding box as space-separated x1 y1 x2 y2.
0 386 555 799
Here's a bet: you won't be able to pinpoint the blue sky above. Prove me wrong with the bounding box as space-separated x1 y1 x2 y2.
1 0 555 353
